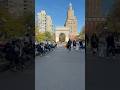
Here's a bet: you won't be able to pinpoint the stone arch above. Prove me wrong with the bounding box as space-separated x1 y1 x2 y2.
55 27 70 42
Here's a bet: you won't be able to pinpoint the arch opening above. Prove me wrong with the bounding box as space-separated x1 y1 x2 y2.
59 33 66 42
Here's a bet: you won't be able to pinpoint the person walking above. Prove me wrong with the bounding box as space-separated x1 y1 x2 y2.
4 41 14 69
67 39 72 51
73 40 76 49
85 34 89 46
79 40 83 49
90 33 99 54
106 32 115 56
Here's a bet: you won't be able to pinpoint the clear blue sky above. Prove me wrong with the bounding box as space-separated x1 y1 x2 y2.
35 0 85 32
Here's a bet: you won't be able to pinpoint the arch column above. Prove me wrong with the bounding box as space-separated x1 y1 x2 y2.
55 32 59 42
65 32 69 42
55 30 70 42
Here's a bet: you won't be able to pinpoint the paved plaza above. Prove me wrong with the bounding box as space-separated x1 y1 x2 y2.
86 48 120 90
35 47 85 90
0 62 34 90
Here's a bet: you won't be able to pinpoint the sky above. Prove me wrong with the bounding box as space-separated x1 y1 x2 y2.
35 0 85 32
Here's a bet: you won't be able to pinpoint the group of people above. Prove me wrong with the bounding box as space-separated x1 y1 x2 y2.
86 32 118 57
66 39 85 51
0 34 34 71
35 41 57 56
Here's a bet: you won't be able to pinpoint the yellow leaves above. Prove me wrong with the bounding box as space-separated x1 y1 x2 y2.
35 27 53 42
35 32 46 42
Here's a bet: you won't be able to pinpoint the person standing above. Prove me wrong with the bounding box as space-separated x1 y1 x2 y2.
67 39 72 51
73 40 76 49
85 34 89 46
106 32 115 56
90 33 99 54
79 40 83 49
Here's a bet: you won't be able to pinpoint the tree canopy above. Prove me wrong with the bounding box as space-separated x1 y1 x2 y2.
0 8 34 41
106 0 120 32
35 26 53 42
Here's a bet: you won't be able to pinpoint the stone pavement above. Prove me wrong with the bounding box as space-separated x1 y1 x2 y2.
35 47 85 90
86 48 120 90
0 61 34 90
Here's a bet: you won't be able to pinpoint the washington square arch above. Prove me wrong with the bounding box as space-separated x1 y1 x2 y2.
55 27 70 42
55 3 78 42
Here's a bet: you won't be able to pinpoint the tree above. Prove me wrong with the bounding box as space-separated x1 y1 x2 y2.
44 31 52 41
0 8 23 40
35 32 45 42
106 0 120 33
35 27 45 42
0 7 29 40
77 26 85 40
23 12 35 35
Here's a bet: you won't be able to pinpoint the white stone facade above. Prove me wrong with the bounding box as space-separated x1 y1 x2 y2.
37 10 47 32
55 27 70 42
46 16 53 32
37 10 53 33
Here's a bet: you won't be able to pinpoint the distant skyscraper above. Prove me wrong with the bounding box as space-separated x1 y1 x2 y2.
65 3 78 39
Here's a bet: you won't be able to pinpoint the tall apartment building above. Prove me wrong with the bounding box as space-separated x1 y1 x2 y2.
85 0 115 36
46 15 53 33
0 0 34 17
37 10 53 33
37 10 47 32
